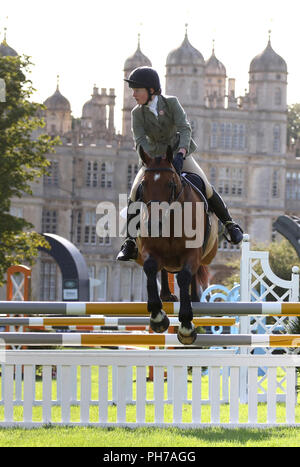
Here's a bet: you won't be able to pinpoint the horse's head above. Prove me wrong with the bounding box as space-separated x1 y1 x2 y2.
138 145 181 204
138 146 183 237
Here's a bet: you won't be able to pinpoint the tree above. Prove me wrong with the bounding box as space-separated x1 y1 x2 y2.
223 239 300 296
0 53 60 285
287 103 300 146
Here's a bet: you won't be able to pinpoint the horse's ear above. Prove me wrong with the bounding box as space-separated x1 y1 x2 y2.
166 145 173 163
138 145 152 166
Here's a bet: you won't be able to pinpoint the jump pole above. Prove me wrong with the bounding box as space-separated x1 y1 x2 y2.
1 332 300 347
0 301 300 316
0 316 236 327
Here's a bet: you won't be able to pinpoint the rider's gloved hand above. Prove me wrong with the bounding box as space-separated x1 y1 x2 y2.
173 152 185 174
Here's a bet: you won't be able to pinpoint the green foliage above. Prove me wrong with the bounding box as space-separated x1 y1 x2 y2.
267 238 300 281
0 54 59 284
223 239 300 294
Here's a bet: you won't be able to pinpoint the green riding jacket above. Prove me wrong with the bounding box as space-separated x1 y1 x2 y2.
131 94 197 157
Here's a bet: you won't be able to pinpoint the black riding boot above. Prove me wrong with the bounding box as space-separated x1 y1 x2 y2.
208 188 243 245
116 200 138 261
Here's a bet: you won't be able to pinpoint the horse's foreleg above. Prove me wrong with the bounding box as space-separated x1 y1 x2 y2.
143 256 170 333
176 264 197 345
160 269 178 302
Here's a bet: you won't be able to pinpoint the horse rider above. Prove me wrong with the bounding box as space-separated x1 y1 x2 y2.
117 66 243 261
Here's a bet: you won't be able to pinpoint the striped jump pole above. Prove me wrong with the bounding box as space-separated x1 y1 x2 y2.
0 301 300 316
0 316 236 327
0 332 300 347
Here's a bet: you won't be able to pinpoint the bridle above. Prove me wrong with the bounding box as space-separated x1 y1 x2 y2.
140 167 185 206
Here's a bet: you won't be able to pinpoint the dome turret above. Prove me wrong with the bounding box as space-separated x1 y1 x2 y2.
205 45 226 76
43 77 72 137
248 33 287 112
122 35 152 139
204 42 227 108
82 85 98 118
166 30 204 66
249 37 287 73
165 26 205 123
44 82 71 112
124 35 152 71
0 29 18 57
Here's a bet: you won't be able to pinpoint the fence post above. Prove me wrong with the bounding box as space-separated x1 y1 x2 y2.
239 235 251 403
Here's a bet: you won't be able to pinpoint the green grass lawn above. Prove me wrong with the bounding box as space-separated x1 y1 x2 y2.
0 425 300 447
0 365 299 446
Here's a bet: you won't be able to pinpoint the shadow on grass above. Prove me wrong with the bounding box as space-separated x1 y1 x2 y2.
100 425 300 445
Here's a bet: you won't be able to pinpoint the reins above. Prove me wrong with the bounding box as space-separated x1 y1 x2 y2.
143 167 185 205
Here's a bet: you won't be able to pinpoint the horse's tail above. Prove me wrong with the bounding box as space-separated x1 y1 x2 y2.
197 265 210 290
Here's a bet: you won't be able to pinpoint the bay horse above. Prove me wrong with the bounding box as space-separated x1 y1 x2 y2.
135 146 218 344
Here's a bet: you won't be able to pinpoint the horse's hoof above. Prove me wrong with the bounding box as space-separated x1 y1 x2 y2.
177 323 197 345
150 311 170 333
160 293 178 302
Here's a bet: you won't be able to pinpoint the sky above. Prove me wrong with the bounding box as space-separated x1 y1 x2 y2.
1 0 300 133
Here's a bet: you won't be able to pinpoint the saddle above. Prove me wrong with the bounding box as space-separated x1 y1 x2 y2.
135 172 218 254
181 172 208 210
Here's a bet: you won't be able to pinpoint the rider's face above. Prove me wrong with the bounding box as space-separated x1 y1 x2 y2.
132 88 153 105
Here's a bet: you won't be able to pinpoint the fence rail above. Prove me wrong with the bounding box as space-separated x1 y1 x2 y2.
0 350 299 428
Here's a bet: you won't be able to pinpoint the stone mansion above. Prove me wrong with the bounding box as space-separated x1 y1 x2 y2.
0 30 299 301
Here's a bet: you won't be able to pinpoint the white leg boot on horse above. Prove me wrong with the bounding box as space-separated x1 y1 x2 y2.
176 265 197 345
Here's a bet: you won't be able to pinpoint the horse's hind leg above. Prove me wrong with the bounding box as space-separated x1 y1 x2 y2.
143 256 170 333
177 265 197 345
191 274 205 301
160 269 178 302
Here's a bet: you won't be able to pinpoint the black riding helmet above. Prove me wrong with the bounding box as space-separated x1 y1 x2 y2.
124 66 161 103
